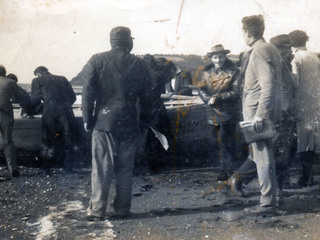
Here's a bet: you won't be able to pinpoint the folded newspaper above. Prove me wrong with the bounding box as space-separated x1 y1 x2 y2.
239 120 276 144
150 127 169 151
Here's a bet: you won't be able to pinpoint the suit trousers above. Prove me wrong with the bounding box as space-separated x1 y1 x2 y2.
233 139 277 206
87 130 138 217
0 112 17 171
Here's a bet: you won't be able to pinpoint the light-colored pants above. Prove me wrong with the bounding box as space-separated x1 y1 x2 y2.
234 139 277 206
87 130 138 217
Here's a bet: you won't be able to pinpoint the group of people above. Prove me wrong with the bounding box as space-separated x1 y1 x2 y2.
0 65 78 177
75 14 319 221
198 15 320 215
1 13 319 221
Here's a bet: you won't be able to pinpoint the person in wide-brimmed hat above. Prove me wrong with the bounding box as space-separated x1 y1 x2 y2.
199 43 241 181
207 44 231 58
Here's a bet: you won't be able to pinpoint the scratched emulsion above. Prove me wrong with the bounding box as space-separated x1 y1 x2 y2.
170 94 190 188
176 0 185 35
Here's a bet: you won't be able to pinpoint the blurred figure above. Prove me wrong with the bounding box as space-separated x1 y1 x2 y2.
270 34 297 190
0 66 31 177
7 73 34 119
165 67 193 96
135 55 176 175
75 26 153 221
289 30 320 187
199 44 241 180
30 66 76 176
229 15 282 215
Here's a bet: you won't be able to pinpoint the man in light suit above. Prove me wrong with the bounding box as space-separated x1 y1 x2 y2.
229 15 282 214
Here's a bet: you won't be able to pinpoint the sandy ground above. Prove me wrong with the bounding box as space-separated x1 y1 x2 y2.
0 160 320 240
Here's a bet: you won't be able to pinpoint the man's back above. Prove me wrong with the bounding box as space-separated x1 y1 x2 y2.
80 48 151 132
0 76 18 115
243 39 281 122
31 73 76 107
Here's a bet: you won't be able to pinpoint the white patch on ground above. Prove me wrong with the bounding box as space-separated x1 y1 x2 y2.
36 216 56 240
30 200 115 240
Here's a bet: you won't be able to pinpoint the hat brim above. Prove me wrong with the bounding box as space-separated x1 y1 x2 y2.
207 50 230 58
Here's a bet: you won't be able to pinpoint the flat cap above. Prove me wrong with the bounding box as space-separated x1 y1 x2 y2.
270 34 291 47
110 26 134 40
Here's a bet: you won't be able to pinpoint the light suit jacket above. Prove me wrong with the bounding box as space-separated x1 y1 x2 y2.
242 38 282 123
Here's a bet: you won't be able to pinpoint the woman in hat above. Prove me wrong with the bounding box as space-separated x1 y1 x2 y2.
199 44 241 181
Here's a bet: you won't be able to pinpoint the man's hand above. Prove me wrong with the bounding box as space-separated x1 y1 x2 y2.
84 122 92 133
208 96 217 106
253 116 264 132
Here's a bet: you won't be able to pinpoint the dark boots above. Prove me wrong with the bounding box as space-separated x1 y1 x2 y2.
298 151 314 187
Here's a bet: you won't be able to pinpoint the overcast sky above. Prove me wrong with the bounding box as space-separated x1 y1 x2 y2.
1 0 320 83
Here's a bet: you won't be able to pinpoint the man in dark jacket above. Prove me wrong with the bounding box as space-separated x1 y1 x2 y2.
135 55 176 174
199 44 241 181
0 66 31 177
74 26 152 221
165 68 193 96
7 73 34 119
30 66 76 175
270 34 297 190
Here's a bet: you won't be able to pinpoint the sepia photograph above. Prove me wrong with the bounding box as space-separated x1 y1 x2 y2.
1 0 320 239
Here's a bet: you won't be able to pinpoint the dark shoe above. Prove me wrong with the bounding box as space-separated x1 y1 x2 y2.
85 214 105 221
276 195 285 208
229 177 244 197
216 173 229 181
11 170 21 178
297 176 306 188
244 204 276 215
111 210 131 219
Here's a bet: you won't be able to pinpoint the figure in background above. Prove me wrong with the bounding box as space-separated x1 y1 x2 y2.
0 66 31 177
76 26 153 221
199 44 241 181
270 34 297 190
135 55 176 175
289 30 320 187
165 67 193 96
30 66 76 176
229 15 282 215
7 73 34 119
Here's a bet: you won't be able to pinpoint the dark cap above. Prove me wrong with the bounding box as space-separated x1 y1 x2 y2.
207 44 230 58
34 66 49 75
270 34 291 47
110 26 134 40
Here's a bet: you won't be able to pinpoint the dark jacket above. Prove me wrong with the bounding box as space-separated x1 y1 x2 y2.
76 49 152 135
165 70 193 96
0 76 31 119
30 73 76 122
144 56 172 137
199 59 240 125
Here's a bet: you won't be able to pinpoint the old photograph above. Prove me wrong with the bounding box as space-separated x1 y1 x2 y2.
1 0 320 239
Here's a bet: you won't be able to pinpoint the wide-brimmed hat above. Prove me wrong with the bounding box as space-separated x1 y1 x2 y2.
207 44 230 58
270 34 291 47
